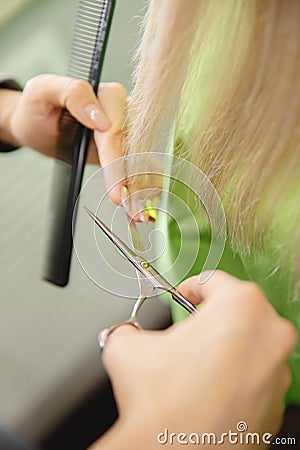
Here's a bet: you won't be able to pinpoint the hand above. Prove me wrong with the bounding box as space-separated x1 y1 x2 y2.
91 271 296 450
0 74 127 168
0 74 161 213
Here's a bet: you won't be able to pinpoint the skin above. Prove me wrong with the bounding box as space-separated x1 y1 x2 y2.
0 73 126 169
90 271 296 450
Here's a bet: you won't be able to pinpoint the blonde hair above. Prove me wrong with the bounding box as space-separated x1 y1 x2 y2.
125 0 300 287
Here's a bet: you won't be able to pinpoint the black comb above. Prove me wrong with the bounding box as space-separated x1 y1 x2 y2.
44 0 116 287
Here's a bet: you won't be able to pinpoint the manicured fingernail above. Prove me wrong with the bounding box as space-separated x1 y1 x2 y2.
145 199 158 222
98 328 109 352
84 104 111 131
122 186 129 197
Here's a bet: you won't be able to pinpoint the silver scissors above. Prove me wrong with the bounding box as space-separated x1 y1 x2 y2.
84 207 197 350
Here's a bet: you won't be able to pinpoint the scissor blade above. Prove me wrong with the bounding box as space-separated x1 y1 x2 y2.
126 215 154 298
84 207 196 313
85 206 154 296
84 206 138 263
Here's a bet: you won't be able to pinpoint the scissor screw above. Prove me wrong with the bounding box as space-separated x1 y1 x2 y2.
141 261 149 268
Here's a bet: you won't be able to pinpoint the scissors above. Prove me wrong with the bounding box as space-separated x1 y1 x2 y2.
84 206 197 350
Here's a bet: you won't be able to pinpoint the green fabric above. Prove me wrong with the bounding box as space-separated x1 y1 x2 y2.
158 185 300 406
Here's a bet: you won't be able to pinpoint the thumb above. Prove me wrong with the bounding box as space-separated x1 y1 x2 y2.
178 270 246 305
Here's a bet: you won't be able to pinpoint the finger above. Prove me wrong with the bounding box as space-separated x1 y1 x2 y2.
97 135 126 205
98 324 143 413
122 155 164 222
86 135 99 164
24 74 111 131
94 83 128 204
178 270 247 304
99 324 141 374
99 325 165 389
177 275 205 305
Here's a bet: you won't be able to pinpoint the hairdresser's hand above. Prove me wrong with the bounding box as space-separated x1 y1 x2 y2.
91 271 296 450
0 74 123 163
0 74 160 218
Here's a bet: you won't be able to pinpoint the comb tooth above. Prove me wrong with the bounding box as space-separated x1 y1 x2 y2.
75 16 100 25
76 15 100 24
77 10 102 20
74 31 96 42
68 73 88 81
74 29 98 39
80 0 107 6
78 5 103 15
78 9 103 19
71 52 94 62
71 39 95 48
72 36 95 46
80 2 106 11
71 44 95 53
68 63 89 71
70 54 94 66
70 54 93 64
71 45 94 54
69 63 91 73
75 21 99 33
76 12 101 21
70 49 94 60
68 65 90 77
76 18 100 27
69 65 91 75
78 10 103 19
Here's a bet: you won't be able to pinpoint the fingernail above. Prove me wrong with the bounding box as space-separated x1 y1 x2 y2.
198 270 214 284
98 328 109 352
145 199 158 222
84 104 111 131
122 185 129 197
121 186 129 209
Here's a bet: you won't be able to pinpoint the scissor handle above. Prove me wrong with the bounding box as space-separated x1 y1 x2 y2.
99 320 141 352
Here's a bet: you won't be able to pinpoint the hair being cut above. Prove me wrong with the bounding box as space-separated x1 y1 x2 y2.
125 0 300 292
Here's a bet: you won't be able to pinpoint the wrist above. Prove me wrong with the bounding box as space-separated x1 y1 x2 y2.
90 410 165 450
0 78 23 150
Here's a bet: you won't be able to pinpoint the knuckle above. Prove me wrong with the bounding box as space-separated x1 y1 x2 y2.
100 82 127 99
66 78 91 97
23 74 51 96
280 319 298 351
240 281 264 299
108 186 122 205
233 282 267 323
